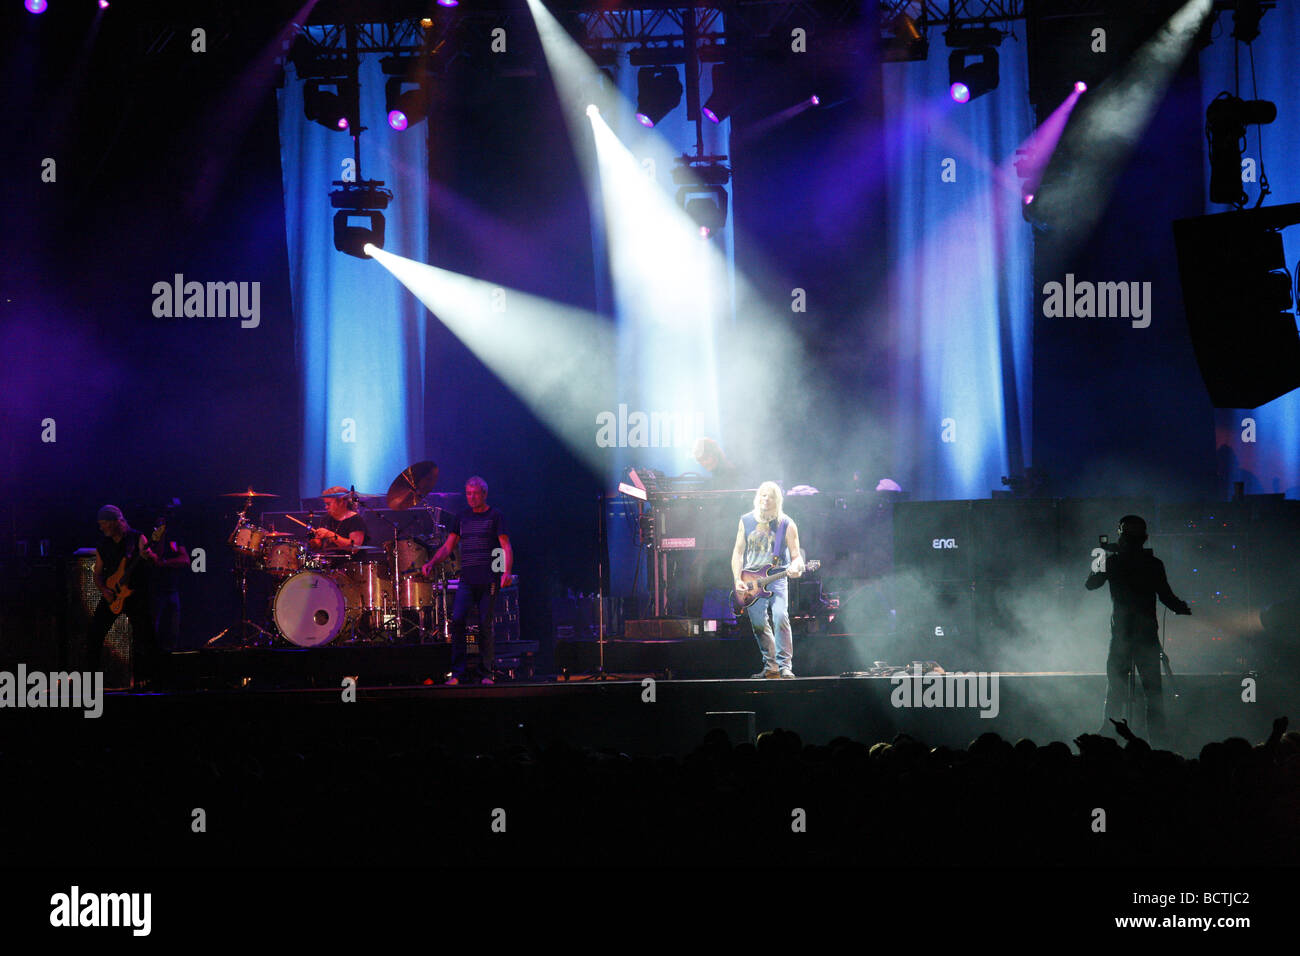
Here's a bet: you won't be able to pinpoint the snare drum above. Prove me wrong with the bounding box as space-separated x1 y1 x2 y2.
229 521 267 555
272 570 360 647
262 540 303 576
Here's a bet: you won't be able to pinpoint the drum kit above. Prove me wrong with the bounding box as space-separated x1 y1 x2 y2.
219 462 463 648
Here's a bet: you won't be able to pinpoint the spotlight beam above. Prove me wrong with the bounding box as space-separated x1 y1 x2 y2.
364 246 617 473
1026 0 1216 244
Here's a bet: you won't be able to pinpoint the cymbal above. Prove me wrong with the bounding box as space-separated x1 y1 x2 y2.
386 460 439 511
220 489 279 498
320 489 380 498
262 531 296 538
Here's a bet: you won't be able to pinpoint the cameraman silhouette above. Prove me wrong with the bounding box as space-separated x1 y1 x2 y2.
1086 515 1191 742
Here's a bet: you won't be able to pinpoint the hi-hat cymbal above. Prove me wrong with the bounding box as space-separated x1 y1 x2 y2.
386 461 439 511
220 489 280 498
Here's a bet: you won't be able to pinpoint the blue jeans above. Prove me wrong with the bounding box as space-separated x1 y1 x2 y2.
450 580 497 676
746 583 791 671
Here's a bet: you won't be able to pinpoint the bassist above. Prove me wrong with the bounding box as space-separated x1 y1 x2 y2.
731 482 805 679
90 505 159 690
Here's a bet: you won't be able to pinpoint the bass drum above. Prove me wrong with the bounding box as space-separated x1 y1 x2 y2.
272 570 360 647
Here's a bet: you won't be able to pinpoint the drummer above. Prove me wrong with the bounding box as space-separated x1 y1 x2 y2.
311 486 369 551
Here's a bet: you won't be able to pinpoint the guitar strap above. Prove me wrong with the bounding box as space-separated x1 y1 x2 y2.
772 516 789 564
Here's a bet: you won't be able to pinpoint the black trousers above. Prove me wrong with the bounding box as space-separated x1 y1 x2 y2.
1103 634 1164 737
88 596 158 685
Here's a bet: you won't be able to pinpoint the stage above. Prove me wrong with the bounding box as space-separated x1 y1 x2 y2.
38 664 1284 757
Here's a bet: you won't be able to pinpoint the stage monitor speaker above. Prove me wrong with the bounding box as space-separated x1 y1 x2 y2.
1174 204 1300 409
625 618 699 639
67 550 132 688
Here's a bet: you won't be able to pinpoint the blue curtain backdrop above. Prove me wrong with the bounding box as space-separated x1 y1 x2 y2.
884 37 1035 501
1200 7 1300 498
277 30 430 500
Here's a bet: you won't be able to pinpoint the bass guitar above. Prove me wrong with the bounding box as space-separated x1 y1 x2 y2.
105 518 166 614
731 560 821 614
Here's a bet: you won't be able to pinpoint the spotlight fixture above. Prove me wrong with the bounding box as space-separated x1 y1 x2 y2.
1074 80 1087 94
381 56 433 132
385 77 431 131
945 27 1002 104
1206 92 1277 206
702 63 736 124
673 159 730 234
948 47 999 103
379 55 434 132
330 180 392 258
25 0 47 12
635 67 683 128
678 186 728 234
304 78 360 131
1231 0 1272 44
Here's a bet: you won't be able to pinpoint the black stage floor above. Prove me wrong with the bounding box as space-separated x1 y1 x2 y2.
56 668 1290 757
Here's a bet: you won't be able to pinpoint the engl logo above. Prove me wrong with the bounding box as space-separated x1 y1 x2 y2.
932 538 958 549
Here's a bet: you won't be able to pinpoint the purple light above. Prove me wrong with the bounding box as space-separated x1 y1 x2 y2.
1023 194 1035 205
437 0 458 6
810 95 820 106
337 117 349 131
99 0 109 8
388 109 409 131
635 113 655 128
25 0 48 13
699 226 711 238
702 107 720 124
950 82 970 104
1074 80 1087 93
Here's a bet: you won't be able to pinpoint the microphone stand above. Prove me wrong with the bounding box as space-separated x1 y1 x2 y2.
594 491 611 680
567 491 613 681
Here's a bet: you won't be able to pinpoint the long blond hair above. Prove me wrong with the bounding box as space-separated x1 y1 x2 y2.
752 481 784 523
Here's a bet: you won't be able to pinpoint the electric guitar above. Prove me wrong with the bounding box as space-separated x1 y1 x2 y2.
105 518 166 614
731 560 821 613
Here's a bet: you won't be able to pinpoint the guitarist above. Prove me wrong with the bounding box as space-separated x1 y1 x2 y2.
731 481 805 679
90 505 159 690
